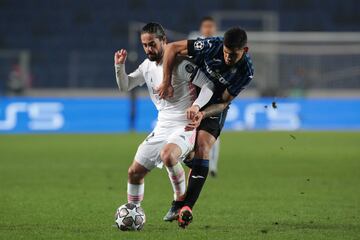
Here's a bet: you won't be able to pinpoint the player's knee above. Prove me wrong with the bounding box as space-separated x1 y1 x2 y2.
160 147 176 166
128 166 144 182
127 167 136 179
195 141 211 159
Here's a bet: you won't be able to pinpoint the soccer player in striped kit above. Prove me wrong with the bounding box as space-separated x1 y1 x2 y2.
158 27 254 227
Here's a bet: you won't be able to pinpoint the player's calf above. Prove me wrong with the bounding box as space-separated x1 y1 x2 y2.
161 144 186 202
127 161 148 206
161 143 187 221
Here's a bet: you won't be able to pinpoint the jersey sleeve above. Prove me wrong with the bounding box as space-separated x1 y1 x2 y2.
128 65 146 88
187 37 222 61
227 74 253 97
192 69 214 91
227 63 254 97
115 60 146 92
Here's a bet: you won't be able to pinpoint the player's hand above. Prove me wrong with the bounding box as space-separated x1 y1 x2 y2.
186 105 200 120
157 82 174 99
114 49 127 65
185 111 204 131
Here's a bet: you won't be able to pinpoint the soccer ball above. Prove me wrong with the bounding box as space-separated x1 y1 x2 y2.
115 203 146 231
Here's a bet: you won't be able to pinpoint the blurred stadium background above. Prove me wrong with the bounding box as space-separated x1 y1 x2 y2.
0 0 360 132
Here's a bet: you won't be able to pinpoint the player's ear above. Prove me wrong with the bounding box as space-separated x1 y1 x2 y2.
243 46 249 52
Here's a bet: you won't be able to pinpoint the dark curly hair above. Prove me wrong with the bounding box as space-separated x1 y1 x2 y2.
141 22 166 41
224 27 247 49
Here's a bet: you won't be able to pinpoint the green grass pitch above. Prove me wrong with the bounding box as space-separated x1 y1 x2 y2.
0 132 359 240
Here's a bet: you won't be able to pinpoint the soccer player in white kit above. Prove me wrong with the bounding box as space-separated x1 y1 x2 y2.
114 23 214 221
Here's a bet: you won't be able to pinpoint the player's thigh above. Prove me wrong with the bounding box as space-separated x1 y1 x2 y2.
196 109 227 158
197 109 227 140
160 143 182 166
167 128 196 162
134 137 165 171
195 130 217 159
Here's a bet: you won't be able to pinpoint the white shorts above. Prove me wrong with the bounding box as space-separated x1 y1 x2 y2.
134 125 196 170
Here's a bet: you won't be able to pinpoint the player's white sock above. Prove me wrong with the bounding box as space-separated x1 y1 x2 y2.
209 138 220 173
127 182 144 206
166 162 186 201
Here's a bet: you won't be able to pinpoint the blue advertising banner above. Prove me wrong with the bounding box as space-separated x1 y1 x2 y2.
135 98 360 132
223 98 360 131
0 97 130 133
134 97 157 132
0 97 359 133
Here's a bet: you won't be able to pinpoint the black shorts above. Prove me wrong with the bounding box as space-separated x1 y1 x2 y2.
198 107 228 139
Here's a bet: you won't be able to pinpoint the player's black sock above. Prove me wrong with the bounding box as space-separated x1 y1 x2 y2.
184 158 209 209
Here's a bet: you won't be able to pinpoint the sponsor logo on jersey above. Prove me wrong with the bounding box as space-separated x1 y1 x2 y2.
204 62 229 85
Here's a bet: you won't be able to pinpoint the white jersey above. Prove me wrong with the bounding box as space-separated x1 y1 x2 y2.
115 57 213 170
120 58 210 128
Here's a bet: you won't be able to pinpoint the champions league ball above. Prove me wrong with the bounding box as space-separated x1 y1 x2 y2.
115 203 146 231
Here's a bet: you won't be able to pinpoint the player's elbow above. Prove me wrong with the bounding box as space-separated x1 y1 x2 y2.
116 79 129 92
223 101 231 109
164 43 178 55
117 85 128 92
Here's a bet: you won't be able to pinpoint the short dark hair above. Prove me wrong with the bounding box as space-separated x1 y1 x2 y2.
200 16 215 25
223 27 247 49
141 22 166 41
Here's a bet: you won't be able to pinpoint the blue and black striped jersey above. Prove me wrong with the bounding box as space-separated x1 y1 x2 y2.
187 37 254 103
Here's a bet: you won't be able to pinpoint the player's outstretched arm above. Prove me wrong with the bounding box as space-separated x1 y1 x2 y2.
158 40 188 99
114 49 145 92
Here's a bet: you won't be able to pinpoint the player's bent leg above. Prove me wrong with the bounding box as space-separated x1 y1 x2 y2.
160 143 182 167
179 130 216 227
127 161 149 206
195 130 216 159
160 143 186 221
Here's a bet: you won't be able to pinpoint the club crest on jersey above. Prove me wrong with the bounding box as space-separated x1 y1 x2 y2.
194 40 204 50
185 64 195 73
